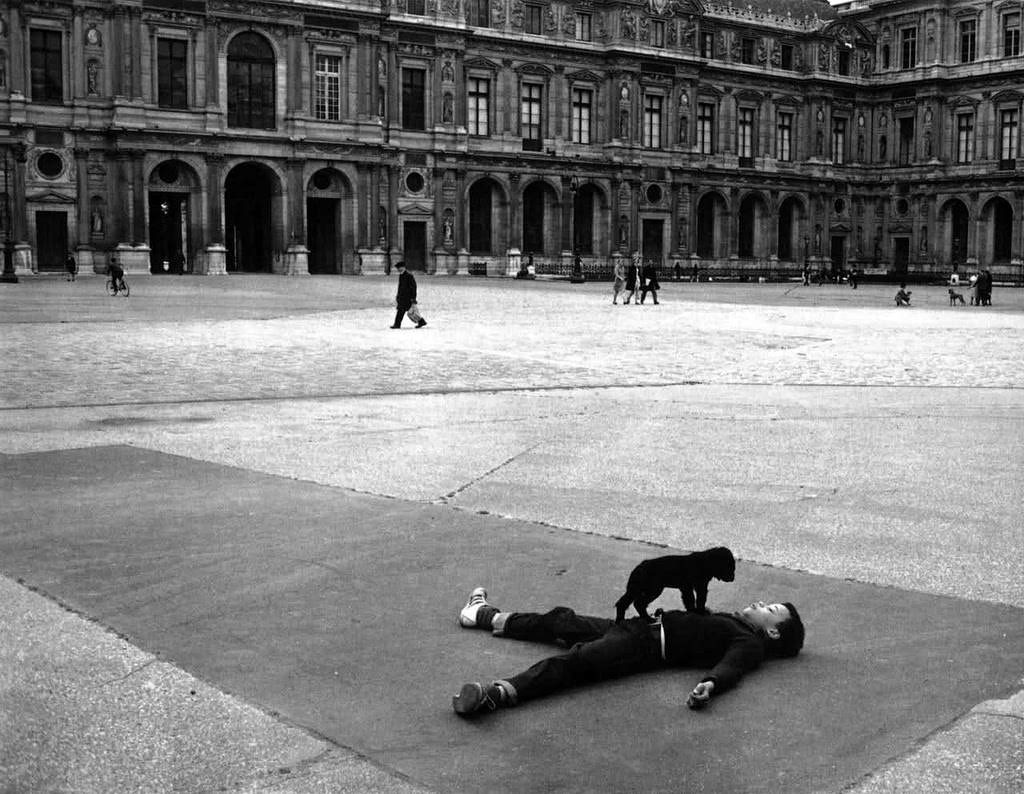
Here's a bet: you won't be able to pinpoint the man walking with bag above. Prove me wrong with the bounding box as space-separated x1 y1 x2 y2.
391 261 427 329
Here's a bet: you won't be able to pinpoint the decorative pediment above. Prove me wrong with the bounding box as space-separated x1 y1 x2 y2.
830 221 852 233
734 89 764 104
823 20 875 46
517 62 554 77
399 202 433 215
464 56 500 71
949 94 980 109
567 69 603 84
773 94 802 108
28 190 75 204
991 89 1024 105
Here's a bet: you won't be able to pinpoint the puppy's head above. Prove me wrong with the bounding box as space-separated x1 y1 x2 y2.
708 546 736 582
949 289 955 296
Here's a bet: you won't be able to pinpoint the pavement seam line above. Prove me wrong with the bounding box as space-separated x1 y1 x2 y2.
437 440 545 503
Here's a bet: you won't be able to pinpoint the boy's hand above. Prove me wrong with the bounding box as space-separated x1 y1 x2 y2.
686 680 714 710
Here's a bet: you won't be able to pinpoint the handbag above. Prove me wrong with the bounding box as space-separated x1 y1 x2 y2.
406 303 423 323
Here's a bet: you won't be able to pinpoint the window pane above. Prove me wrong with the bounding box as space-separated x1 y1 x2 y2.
30 29 63 102
468 77 489 136
643 94 662 148
572 88 591 144
738 108 753 157
314 54 342 120
777 112 792 161
158 39 188 109
697 102 714 154
402 68 426 130
522 83 542 140
957 114 973 163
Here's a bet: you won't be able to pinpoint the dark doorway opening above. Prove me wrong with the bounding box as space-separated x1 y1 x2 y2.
149 193 188 274
403 221 427 270
469 180 493 253
893 237 910 274
642 219 663 263
696 194 717 258
993 199 1013 263
225 164 273 272
573 188 594 254
35 211 67 271
950 202 969 268
522 182 546 255
307 198 339 274
777 200 795 261
830 236 846 272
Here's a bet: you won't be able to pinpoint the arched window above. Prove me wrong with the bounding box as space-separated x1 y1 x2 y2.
227 32 276 129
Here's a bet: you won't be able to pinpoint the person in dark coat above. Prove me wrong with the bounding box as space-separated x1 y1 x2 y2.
623 254 640 305
640 260 660 304
452 587 804 716
391 261 426 328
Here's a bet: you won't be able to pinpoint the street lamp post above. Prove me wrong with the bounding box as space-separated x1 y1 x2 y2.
569 175 584 283
1 147 18 284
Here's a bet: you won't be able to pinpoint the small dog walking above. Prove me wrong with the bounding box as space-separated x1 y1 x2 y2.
614 546 736 623
948 288 966 305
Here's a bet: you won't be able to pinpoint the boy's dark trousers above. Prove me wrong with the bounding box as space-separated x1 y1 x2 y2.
499 608 663 702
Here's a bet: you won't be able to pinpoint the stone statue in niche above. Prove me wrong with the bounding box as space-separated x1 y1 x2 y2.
443 211 454 244
85 25 102 47
87 60 99 95
443 92 453 122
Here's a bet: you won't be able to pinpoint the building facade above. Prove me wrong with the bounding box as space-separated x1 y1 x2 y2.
0 0 1021 280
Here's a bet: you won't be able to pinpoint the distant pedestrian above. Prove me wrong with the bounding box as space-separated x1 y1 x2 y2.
624 253 640 305
977 269 993 306
801 264 810 286
65 252 77 282
894 283 912 306
391 261 427 328
640 260 660 304
612 259 626 304
673 259 682 281
691 262 699 283
848 267 858 289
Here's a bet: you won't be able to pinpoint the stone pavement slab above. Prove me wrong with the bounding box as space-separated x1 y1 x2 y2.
2 445 1022 794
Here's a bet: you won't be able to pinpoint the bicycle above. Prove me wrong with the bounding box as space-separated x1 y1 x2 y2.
106 276 130 297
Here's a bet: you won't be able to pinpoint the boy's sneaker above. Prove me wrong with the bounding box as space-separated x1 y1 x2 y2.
452 682 506 717
458 587 492 627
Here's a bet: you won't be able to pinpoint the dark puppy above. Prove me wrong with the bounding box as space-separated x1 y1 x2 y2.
949 288 965 305
614 546 736 623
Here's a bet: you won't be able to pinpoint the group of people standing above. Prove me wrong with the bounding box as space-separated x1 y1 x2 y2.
969 269 994 306
613 254 661 305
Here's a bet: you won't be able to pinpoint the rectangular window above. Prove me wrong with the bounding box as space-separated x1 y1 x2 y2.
401 68 426 130
406 0 425 13
467 77 489 136
1001 109 1019 161
576 13 591 42
776 111 793 161
960 19 977 63
832 117 847 164
780 43 794 69
521 82 542 146
157 38 188 109
571 87 592 144
30 29 63 103
1004 12 1021 57
652 21 665 48
900 28 917 69
738 108 754 158
697 102 715 154
956 113 973 163
740 38 755 65
898 116 914 165
838 49 850 75
470 0 490 27
701 32 714 59
525 5 542 35
313 53 342 121
643 94 663 148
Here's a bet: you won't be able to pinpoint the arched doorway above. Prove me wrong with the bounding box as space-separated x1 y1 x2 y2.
776 196 803 261
225 163 278 272
148 159 199 274
695 191 727 259
523 180 558 257
306 167 354 274
738 193 768 258
943 199 970 268
468 177 506 254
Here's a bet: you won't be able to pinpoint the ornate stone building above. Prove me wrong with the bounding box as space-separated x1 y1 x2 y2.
0 0 1021 280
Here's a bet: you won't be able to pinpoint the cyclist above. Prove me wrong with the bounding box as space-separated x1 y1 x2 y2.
108 261 126 293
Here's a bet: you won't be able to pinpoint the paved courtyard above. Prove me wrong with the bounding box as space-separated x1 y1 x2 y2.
1 274 1022 793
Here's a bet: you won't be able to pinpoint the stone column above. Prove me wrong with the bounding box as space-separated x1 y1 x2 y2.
283 157 309 275
203 152 227 274
73 148 94 271
8 142 32 274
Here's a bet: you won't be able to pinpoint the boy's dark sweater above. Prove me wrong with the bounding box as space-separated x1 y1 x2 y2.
660 610 766 692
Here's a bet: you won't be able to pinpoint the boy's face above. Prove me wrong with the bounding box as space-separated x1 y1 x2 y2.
740 602 791 639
